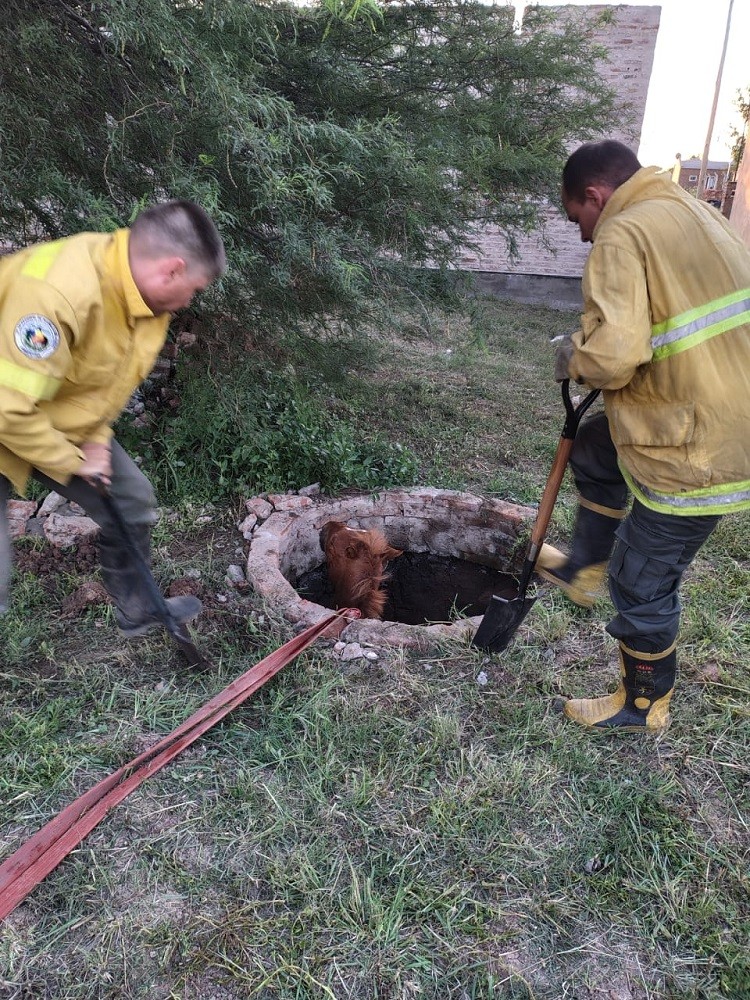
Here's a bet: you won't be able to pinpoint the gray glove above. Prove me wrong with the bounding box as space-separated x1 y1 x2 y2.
552 333 575 382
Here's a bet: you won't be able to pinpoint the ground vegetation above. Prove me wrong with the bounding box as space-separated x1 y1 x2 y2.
1 296 748 999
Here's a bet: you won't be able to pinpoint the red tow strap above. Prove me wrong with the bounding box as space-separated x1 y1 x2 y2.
0 610 358 922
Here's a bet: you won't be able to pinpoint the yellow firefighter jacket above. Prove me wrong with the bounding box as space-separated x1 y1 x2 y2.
568 167 750 516
0 229 169 495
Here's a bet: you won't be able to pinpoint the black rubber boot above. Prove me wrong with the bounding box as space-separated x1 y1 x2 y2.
564 642 676 732
537 498 626 607
98 527 202 637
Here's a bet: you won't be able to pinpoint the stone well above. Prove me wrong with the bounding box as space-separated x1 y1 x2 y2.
244 487 535 649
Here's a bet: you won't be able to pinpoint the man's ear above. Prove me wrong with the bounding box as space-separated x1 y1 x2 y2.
149 255 186 285
165 256 187 281
584 184 613 210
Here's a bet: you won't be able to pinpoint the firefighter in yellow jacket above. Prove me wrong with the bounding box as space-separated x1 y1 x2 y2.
538 140 750 731
0 200 226 636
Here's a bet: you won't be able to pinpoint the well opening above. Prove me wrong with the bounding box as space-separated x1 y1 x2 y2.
244 488 536 649
297 552 516 625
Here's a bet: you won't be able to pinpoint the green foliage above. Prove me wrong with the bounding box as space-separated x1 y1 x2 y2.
125 359 419 502
729 87 749 173
0 0 618 335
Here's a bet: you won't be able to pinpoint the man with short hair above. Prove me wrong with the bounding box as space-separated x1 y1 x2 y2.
0 200 226 637
539 139 750 731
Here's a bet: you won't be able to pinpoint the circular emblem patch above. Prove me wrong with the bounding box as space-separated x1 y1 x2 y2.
13 315 61 360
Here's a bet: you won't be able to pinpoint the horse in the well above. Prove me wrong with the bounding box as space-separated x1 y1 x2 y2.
319 520 403 619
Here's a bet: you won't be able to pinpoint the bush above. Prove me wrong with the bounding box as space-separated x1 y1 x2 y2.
121 360 419 503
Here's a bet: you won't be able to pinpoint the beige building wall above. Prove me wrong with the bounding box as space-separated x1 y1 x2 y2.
461 4 661 279
729 127 750 248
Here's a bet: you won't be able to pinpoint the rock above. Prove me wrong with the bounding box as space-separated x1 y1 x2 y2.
476 671 489 686
245 497 273 520
38 492 66 518
298 483 321 497
7 500 39 539
268 494 313 513
225 564 248 591
43 512 99 548
238 514 257 539
363 650 378 661
340 642 365 661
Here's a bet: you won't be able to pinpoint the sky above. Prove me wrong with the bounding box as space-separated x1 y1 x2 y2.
513 0 750 169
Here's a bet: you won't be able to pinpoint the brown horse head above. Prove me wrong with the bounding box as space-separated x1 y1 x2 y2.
320 520 403 619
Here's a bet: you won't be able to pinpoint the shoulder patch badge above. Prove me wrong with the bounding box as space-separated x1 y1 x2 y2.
14 315 61 360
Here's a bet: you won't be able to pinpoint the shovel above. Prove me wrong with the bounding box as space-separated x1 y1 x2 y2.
472 379 601 653
94 480 211 669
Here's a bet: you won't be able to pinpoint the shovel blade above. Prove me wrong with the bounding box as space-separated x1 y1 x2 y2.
168 620 212 670
471 593 537 653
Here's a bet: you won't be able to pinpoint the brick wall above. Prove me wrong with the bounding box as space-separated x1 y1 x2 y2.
461 4 661 278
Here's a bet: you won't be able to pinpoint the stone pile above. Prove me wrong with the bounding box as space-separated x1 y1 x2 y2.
7 493 99 548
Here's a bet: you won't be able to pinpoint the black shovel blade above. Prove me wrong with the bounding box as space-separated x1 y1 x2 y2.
471 593 537 653
168 620 211 670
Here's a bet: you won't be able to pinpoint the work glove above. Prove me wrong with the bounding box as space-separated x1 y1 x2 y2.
79 441 113 487
551 333 576 382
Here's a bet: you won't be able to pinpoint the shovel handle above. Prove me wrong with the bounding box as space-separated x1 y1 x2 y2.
518 381 601 591
529 435 575 550
531 381 600 549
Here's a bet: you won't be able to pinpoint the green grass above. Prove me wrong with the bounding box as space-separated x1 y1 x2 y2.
1 295 749 999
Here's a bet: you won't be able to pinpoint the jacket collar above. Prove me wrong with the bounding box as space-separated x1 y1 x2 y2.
593 166 672 240
106 229 158 323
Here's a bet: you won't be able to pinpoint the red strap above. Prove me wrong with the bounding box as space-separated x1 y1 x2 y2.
0 610 358 921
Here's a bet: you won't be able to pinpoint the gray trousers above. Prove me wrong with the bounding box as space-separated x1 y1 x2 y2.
0 441 157 612
571 412 720 653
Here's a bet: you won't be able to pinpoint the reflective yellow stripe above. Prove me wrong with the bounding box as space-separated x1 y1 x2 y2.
651 288 750 360
620 462 750 517
0 358 61 401
20 241 63 280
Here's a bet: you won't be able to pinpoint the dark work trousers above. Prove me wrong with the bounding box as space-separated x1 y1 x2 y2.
570 411 721 654
0 441 157 612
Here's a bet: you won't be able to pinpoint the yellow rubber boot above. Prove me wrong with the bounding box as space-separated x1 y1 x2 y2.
536 555 607 608
536 498 627 608
564 642 676 732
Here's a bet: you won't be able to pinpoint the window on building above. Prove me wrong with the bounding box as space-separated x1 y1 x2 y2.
705 175 717 190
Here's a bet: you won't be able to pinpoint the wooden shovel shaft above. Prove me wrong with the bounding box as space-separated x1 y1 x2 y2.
529 436 575 550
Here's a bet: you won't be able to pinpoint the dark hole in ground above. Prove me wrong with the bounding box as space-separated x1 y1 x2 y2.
296 551 517 625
